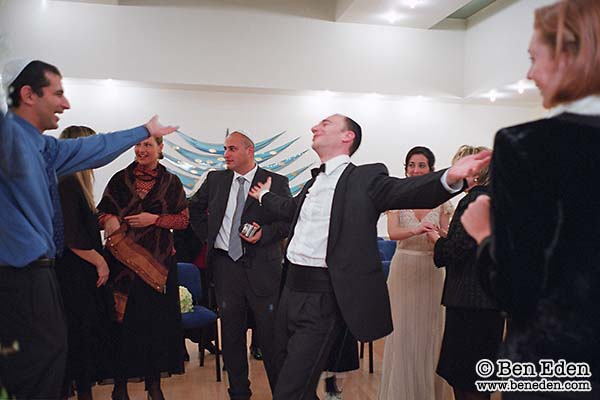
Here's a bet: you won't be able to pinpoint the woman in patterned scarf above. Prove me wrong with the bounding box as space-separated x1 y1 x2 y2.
98 135 189 400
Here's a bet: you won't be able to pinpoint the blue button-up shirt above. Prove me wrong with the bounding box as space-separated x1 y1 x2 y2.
0 110 149 267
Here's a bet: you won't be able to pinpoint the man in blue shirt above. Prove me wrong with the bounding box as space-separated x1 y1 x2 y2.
0 59 177 399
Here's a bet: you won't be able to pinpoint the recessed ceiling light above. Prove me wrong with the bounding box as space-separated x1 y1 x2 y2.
489 89 497 103
316 90 336 97
406 0 421 9
364 92 381 100
383 11 400 24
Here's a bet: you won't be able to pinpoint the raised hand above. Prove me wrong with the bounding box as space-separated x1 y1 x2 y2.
144 115 179 137
446 150 492 186
248 177 272 200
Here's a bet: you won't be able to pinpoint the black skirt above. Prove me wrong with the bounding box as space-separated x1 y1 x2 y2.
105 254 185 381
55 250 114 389
437 307 504 392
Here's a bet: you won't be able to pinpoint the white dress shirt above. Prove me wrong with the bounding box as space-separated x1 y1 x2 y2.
214 164 258 251
287 155 351 267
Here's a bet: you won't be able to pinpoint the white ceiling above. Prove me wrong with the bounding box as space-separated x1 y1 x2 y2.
58 0 494 29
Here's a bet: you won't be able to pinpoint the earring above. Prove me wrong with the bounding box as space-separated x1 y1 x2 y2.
473 177 479 183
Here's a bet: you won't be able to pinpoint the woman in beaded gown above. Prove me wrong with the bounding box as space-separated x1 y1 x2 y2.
378 146 454 400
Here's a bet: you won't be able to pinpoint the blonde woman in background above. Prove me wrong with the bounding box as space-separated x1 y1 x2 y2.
430 145 504 400
55 126 112 400
379 146 454 400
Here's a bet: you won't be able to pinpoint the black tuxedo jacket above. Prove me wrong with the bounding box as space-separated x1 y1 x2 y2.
476 113 600 378
188 166 291 296
262 162 458 341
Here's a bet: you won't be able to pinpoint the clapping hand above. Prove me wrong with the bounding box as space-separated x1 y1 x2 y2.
426 225 446 243
249 177 272 200
412 221 437 236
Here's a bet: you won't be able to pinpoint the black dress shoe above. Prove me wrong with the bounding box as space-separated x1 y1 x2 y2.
111 391 130 400
250 345 263 361
204 341 217 354
147 390 165 400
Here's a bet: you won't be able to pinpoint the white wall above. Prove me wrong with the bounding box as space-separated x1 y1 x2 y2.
464 0 556 97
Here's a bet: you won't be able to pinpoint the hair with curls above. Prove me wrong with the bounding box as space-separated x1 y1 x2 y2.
59 126 97 211
451 145 491 186
534 0 600 106
404 146 435 174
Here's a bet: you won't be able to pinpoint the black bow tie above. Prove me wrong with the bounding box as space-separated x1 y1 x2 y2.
311 163 326 178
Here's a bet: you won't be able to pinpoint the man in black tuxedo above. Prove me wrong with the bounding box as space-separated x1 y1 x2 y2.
248 114 490 400
188 131 291 400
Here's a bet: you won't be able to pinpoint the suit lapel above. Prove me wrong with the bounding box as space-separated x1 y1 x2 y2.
327 163 355 254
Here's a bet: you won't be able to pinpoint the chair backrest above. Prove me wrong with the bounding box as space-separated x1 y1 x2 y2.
177 262 203 303
382 260 391 280
377 239 396 262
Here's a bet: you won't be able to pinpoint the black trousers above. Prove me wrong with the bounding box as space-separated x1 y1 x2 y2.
0 264 67 399
272 264 345 400
212 251 279 399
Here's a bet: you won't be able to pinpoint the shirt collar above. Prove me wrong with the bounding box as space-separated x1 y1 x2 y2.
233 163 258 184
10 111 46 152
323 154 351 176
547 95 600 118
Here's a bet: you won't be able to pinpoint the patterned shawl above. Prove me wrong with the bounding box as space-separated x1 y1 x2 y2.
98 161 187 265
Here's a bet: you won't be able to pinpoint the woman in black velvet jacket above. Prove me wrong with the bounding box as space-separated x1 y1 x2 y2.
430 145 504 400
462 1 600 398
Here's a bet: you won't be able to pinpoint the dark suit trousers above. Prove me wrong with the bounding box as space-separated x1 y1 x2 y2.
272 265 345 400
0 264 67 400
212 251 279 399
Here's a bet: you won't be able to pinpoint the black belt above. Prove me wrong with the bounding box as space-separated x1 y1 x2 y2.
286 263 333 293
0 258 55 269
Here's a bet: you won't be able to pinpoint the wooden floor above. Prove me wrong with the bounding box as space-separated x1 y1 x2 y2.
93 337 385 400
93 337 502 400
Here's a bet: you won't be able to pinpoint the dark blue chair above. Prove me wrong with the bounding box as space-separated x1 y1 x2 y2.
360 238 397 373
377 238 397 277
178 262 221 381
